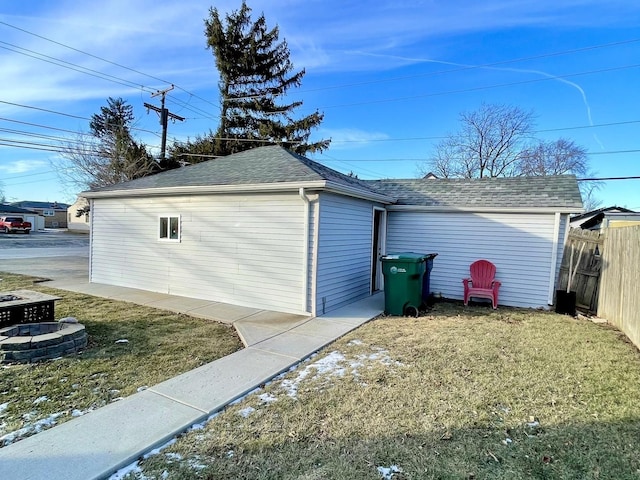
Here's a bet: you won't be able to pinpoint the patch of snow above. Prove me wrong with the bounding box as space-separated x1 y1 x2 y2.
258 393 277 405
71 409 88 417
115 339 129 344
0 402 8 414
238 406 255 418
22 411 36 421
58 317 78 324
72 384 80 389
110 397 125 403
527 420 540 428
360 351 403 367
137 386 148 392
1 412 63 446
108 462 145 480
160 471 169 480
281 351 347 398
347 339 364 346
33 396 48 405
227 450 235 458
279 349 404 398
109 389 120 395
377 465 403 479
188 457 207 471
165 452 182 461
230 388 260 405
143 438 176 459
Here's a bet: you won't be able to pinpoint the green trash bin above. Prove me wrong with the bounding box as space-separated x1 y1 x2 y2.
381 252 428 317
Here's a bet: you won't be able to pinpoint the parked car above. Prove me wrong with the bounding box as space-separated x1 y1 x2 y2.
0 216 31 234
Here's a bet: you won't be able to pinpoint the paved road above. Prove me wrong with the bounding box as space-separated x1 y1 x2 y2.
0 230 89 281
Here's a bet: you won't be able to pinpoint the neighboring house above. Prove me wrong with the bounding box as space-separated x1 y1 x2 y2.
82 146 583 316
601 211 640 229
570 206 635 230
10 201 71 228
0 204 45 231
67 197 90 233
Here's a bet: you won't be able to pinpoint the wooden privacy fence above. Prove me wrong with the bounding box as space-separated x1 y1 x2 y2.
598 225 640 349
557 228 604 314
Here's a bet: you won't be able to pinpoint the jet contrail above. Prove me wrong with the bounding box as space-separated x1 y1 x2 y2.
350 51 605 149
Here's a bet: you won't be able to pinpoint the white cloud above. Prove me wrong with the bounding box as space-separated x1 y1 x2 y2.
0 159 47 174
321 128 389 149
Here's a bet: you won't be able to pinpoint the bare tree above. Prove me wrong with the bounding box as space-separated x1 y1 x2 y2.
519 138 588 176
58 133 158 191
55 98 158 192
422 103 535 178
519 138 601 209
420 103 601 210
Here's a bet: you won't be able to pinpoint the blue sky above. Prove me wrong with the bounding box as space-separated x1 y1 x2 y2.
1 0 639 210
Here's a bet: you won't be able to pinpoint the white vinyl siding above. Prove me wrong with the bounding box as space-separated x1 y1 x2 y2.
315 193 377 314
90 193 306 314
386 211 559 309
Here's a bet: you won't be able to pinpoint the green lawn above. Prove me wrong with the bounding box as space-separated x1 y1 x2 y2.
0 272 243 446
131 303 640 480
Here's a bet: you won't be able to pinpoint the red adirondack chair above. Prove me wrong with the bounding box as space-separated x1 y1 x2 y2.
462 260 501 309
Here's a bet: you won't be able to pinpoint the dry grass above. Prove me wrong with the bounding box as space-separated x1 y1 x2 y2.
134 302 640 480
0 272 242 445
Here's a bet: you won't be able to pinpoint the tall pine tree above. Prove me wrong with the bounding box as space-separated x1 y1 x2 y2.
204 1 329 156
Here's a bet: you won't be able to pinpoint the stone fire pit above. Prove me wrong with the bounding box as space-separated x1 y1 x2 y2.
0 320 88 364
0 290 61 328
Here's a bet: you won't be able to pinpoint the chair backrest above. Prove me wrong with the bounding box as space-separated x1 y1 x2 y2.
469 260 496 289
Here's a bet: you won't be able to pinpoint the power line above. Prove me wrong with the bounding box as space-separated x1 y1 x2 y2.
0 116 92 135
322 149 640 162
299 38 640 94
329 119 640 144
0 21 220 111
0 41 152 93
321 63 640 110
0 100 162 137
0 100 89 120
577 176 640 181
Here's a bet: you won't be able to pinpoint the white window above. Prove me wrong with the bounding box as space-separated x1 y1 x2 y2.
43 209 55 216
159 215 180 241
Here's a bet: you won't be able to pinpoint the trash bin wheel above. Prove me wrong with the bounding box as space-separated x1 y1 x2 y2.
404 305 419 317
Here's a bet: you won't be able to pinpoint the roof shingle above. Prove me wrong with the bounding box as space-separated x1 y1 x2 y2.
366 176 583 209
87 145 583 210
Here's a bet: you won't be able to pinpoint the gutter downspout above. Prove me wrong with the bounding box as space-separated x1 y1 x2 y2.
88 199 94 282
299 188 311 314
547 212 562 305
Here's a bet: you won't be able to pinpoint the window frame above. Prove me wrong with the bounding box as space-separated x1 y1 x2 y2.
42 209 55 216
158 214 181 242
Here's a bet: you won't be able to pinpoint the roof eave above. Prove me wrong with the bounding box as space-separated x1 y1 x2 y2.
386 205 584 214
323 181 395 204
82 180 395 203
81 181 329 199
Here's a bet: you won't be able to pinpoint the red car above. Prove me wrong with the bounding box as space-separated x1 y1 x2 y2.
0 216 31 234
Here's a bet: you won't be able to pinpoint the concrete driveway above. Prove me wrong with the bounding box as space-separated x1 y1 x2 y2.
0 229 89 282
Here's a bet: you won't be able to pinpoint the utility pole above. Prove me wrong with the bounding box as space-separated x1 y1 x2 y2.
144 85 185 163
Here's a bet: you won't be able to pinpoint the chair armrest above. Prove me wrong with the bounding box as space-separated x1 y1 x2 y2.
492 280 502 288
462 278 471 285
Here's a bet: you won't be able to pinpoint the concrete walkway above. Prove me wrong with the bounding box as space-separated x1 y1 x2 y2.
0 275 383 480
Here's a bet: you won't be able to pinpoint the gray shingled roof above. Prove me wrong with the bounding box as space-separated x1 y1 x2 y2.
89 145 373 193
366 176 583 209
87 145 582 210
0 204 37 215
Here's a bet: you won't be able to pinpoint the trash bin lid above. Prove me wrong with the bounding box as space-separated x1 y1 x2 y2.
381 252 430 262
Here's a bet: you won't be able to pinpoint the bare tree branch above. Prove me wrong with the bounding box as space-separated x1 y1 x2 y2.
426 103 534 178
